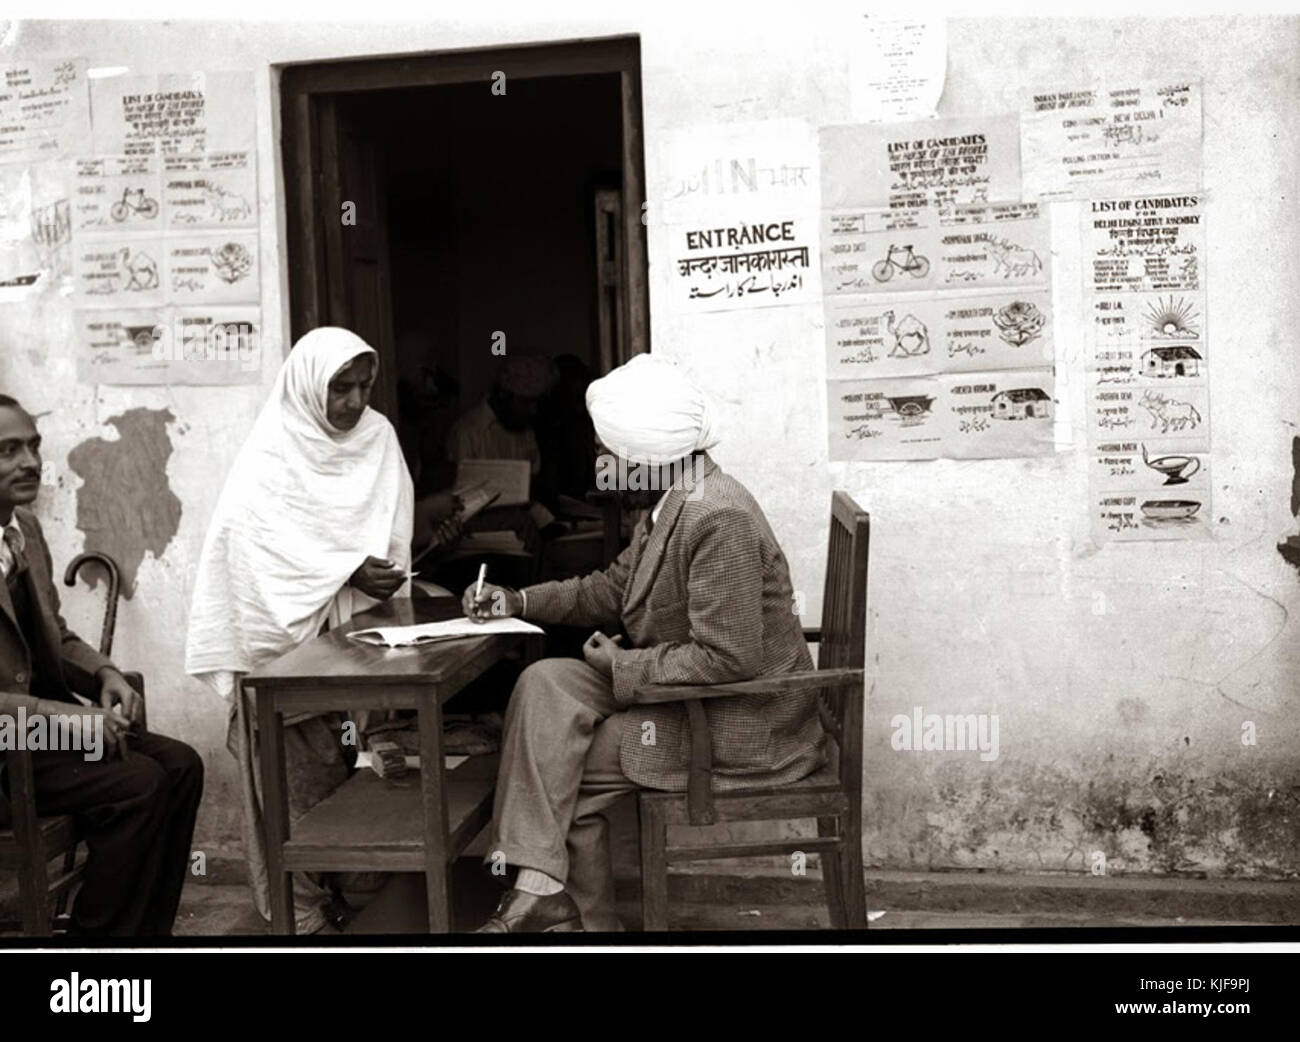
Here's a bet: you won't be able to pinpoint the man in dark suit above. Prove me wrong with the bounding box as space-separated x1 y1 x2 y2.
462 357 825 932
0 394 203 936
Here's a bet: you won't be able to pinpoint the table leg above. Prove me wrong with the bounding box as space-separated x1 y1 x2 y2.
418 692 452 932
254 684 295 936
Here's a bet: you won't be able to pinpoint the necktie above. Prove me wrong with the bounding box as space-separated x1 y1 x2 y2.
3 526 27 586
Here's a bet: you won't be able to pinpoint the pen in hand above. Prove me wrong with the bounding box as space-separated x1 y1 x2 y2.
466 563 493 622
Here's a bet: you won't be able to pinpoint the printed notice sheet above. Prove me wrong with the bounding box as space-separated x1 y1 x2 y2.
821 197 1054 460
1081 193 1210 541
75 305 262 385
822 201 1049 296
848 16 947 123
820 115 1021 215
0 58 90 166
827 369 1055 461
90 71 256 156
78 70 262 383
668 215 817 312
1022 81 1202 201
658 120 819 313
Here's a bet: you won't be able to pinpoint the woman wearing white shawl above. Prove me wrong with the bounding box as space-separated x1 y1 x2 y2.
186 326 413 934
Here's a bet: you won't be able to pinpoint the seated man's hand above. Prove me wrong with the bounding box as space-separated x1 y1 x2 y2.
97 666 143 728
462 581 522 622
582 631 625 680
350 555 407 600
83 702 133 759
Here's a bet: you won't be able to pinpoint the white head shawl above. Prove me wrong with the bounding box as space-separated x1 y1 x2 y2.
585 354 720 466
185 327 414 698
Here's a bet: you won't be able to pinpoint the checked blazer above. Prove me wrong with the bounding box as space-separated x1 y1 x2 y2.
522 454 826 791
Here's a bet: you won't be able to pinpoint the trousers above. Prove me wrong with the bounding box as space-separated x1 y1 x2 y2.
487 658 639 932
20 729 204 936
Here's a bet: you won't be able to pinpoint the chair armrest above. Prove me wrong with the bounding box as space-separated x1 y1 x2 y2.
122 671 147 731
635 667 863 704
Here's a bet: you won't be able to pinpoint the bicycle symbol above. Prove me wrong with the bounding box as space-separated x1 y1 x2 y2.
110 187 159 222
871 244 930 283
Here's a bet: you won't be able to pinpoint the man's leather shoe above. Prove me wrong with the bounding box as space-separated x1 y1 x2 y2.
475 889 584 933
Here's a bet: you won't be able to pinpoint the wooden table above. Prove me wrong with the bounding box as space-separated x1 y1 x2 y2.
244 596 530 934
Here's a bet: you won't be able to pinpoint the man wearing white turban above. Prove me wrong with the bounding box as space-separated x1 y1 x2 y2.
462 354 826 932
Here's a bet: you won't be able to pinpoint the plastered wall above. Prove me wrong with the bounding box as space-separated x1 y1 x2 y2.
2 12 1297 875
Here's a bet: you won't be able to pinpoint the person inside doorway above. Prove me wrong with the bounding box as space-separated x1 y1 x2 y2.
446 355 562 544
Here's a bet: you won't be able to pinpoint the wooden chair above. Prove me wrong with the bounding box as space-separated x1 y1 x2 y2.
0 551 142 936
635 492 869 931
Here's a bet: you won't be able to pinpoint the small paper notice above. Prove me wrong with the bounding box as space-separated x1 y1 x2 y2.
849 15 947 123
347 616 543 648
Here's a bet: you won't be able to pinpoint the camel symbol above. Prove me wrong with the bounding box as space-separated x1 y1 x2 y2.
883 310 930 358
119 247 159 292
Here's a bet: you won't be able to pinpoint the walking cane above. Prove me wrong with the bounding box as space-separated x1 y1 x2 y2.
63 552 122 657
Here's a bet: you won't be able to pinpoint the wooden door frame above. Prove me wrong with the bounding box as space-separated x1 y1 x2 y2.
278 34 649 368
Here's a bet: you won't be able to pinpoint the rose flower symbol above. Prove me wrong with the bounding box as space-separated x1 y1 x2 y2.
993 300 1046 347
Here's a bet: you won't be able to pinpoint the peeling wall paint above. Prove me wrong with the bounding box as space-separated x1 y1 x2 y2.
66 408 182 598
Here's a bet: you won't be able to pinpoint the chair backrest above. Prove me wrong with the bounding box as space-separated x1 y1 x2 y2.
817 492 869 791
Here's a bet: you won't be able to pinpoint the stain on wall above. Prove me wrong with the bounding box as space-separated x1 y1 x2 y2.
870 756 1300 877
66 408 182 597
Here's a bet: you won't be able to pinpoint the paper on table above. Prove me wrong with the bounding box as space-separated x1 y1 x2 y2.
347 616 543 648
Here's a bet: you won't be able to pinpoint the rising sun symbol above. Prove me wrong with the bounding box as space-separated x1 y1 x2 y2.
1143 295 1201 338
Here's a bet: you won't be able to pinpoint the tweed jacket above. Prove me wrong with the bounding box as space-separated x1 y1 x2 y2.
523 455 825 792
0 507 111 707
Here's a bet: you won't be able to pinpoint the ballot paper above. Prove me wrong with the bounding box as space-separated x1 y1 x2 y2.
346 616 543 648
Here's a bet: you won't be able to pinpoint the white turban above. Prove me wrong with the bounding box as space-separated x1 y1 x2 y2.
586 354 719 466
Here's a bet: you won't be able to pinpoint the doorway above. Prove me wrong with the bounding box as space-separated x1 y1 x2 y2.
278 36 649 486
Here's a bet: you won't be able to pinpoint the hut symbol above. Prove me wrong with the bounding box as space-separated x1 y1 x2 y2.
991 387 1052 420
1141 345 1202 378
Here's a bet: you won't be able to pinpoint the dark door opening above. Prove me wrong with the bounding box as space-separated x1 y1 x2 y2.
279 37 648 496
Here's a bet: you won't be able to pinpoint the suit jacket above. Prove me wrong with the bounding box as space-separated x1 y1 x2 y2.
0 507 112 708
523 455 825 791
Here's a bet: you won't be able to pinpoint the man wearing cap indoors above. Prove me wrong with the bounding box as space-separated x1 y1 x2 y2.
462 355 825 933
